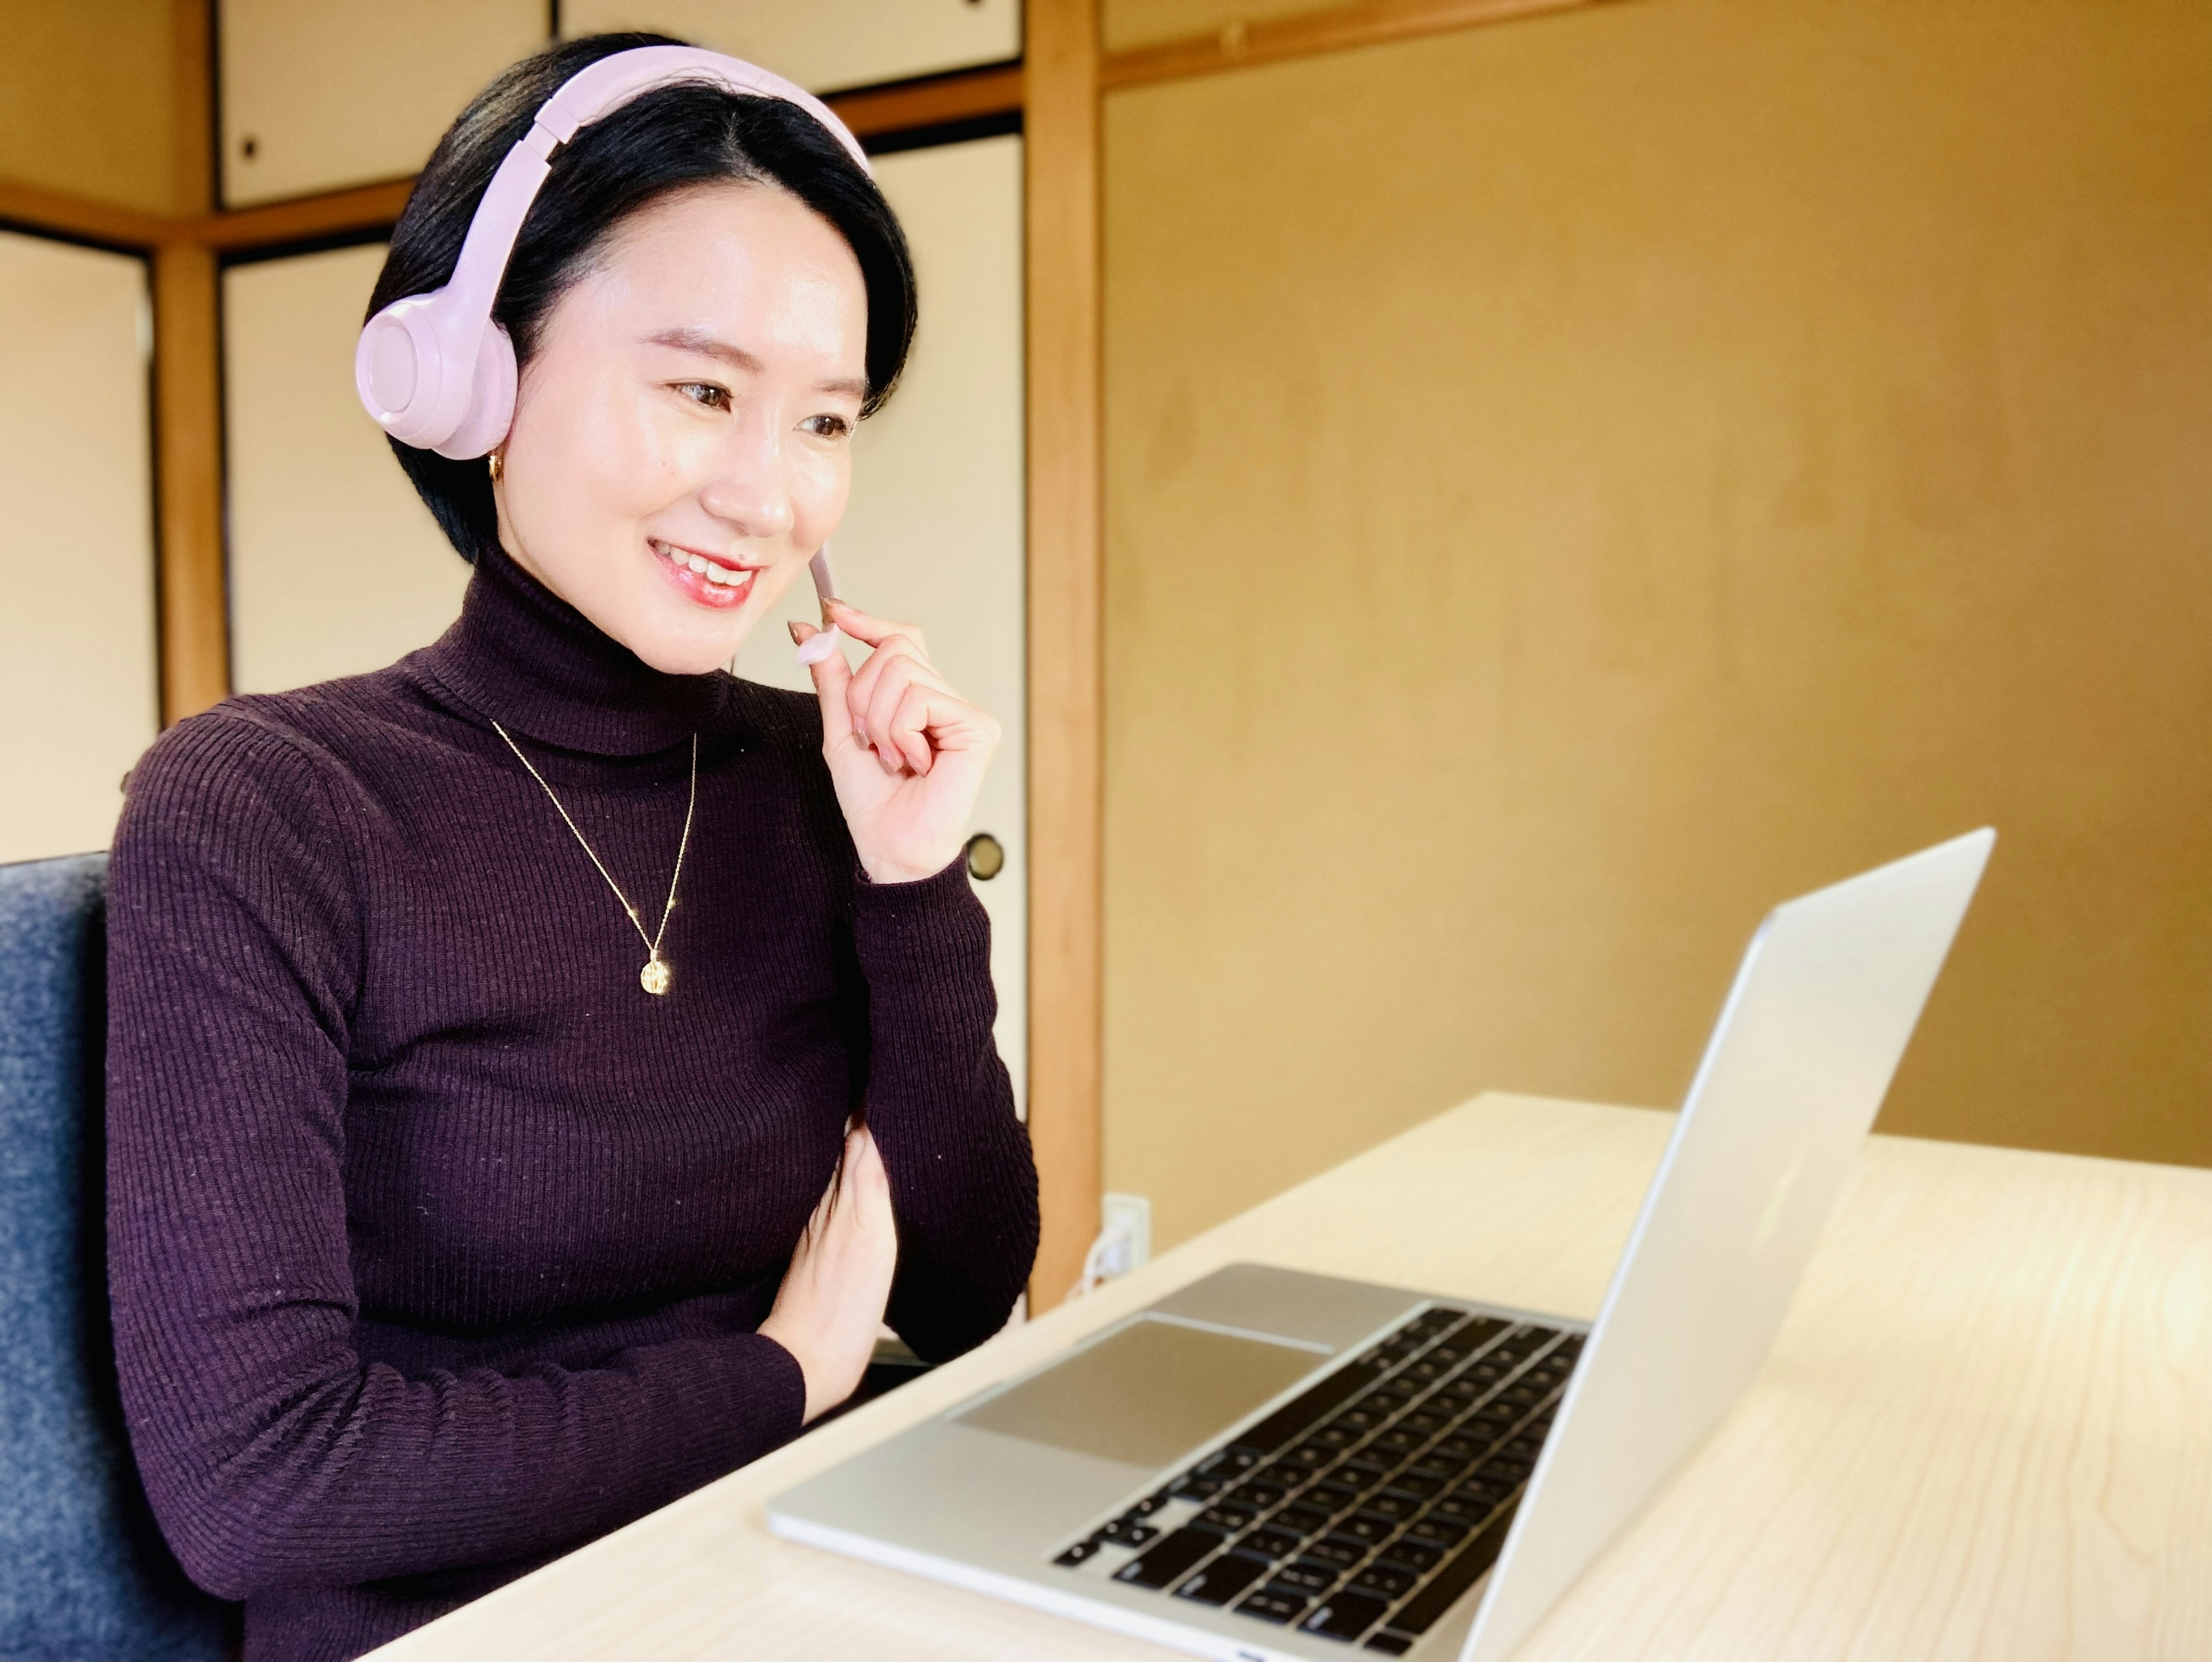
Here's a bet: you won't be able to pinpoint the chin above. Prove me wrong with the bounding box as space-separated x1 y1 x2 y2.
612 593 756 676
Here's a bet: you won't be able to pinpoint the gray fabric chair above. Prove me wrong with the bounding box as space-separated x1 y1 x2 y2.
1 852 234 1661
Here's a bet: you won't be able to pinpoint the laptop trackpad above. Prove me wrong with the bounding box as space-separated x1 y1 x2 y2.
956 1316 1327 1470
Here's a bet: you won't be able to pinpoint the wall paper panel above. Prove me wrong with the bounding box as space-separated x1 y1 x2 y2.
0 233 158 862
225 244 468 694
219 0 548 205
562 0 1018 93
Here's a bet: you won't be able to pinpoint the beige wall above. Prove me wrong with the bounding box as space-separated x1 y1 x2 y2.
732 135 1031 1110
1103 0 2212 1250
219 0 548 205
224 244 469 694
0 0 183 211
565 0 1020 93
0 232 158 862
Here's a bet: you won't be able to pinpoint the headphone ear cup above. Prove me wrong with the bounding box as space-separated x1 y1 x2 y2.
434 321 518 460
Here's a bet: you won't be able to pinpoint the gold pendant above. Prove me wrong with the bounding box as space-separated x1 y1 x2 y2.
640 956 672 995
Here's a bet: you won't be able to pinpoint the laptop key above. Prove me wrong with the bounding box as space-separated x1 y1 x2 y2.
1228 1481 1288 1510
1429 1492 1499 1527
1276 1504 1335 1538
1363 1633 1413 1655
1385 1472 1444 1500
1334 1460 1393 1493
1196 1502 1259 1532
1168 1474 1223 1502
1241 1527 1303 1562
1274 1559 1341 1595
1305 1535 1369 1569
1236 1585 1312 1625
1054 1538 1101 1566
1375 1538 1442 1573
1300 1588 1392 1642
1116 1526 1225 1589
1306 1482 1361 1515
1403 1513 1470 1549
1351 1564 1414 1598
1333 1512 1397 1546
1175 1552 1271 1607
1357 1493 1419 1524
1387 1504 1518 1636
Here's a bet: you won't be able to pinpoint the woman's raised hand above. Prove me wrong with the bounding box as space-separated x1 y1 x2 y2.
757 1126 898 1423
792 600 999 885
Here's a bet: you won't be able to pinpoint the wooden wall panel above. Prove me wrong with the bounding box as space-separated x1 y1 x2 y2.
152 240 229 723
1102 0 2212 1249
1024 0 1103 1309
0 0 180 214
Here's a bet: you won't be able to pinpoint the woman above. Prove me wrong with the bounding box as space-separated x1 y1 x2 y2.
104 34 1037 1662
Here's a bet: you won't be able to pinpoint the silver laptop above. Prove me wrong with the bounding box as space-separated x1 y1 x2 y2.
770 830 1995 1661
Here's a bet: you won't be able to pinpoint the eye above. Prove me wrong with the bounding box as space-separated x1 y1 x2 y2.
673 381 730 411
801 413 853 440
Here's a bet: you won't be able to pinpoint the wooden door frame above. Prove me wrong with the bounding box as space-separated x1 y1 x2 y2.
0 0 1614 1316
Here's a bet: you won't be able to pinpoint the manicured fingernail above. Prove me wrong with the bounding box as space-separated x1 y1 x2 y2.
787 620 805 645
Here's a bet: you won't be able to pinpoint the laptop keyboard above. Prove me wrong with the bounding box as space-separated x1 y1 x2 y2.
1051 1307 1581 1654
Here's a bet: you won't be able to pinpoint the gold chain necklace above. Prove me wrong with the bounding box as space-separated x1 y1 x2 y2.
491 721 698 996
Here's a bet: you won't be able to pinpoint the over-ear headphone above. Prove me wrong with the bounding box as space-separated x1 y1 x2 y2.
355 46 873 460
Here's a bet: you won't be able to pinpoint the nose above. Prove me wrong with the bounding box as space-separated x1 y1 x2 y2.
695 411 796 542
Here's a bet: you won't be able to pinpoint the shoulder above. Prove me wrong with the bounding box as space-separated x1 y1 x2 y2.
113 695 363 895
122 665 422 807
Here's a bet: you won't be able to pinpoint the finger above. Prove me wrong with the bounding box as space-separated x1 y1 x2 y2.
863 656 922 770
790 622 862 762
886 684 938 776
826 598 929 664
846 638 945 754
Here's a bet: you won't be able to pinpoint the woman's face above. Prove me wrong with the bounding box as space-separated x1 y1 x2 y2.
493 182 870 675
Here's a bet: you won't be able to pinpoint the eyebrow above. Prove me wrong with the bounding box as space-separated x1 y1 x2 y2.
645 327 869 400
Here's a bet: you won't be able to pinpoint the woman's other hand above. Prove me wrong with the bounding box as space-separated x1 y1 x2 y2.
758 1127 898 1422
793 599 999 885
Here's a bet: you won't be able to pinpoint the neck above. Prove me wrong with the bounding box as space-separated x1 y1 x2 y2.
419 540 725 756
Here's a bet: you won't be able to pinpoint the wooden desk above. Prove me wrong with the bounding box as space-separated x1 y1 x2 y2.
368 1093 2212 1660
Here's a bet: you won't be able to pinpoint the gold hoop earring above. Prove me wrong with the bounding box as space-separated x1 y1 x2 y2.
487 450 504 484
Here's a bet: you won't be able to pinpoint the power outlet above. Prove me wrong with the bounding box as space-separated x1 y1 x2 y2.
1100 1192 1152 1276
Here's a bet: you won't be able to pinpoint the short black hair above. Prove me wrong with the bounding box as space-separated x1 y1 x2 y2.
369 32 916 564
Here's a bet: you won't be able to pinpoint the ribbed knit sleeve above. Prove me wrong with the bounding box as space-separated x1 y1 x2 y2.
850 860 1040 1361
104 713 805 1603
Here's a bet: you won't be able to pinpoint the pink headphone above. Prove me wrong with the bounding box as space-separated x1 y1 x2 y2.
355 46 873 461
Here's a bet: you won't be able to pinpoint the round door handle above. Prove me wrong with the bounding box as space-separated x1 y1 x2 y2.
964 832 1006 881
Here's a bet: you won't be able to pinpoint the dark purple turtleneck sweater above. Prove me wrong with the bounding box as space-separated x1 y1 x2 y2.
103 542 1039 1662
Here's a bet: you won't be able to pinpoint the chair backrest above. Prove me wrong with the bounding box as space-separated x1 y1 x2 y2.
0 853 235 1661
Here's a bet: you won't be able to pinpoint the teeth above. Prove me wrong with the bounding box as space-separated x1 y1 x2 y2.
653 541 744 585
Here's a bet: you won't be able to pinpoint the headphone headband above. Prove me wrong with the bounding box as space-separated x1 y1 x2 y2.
356 47 872 460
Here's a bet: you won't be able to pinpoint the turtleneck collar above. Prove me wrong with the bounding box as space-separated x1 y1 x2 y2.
417 540 726 756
